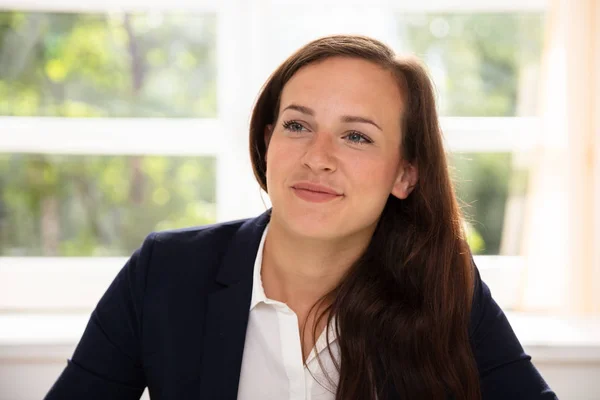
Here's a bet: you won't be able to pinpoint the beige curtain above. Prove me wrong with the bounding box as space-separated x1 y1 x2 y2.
519 0 600 315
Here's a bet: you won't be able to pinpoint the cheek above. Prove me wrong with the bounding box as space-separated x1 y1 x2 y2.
265 139 297 181
347 156 398 193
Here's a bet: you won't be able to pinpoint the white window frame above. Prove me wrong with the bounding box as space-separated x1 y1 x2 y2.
0 0 546 313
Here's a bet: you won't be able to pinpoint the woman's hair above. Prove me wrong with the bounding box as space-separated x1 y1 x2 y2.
249 35 480 400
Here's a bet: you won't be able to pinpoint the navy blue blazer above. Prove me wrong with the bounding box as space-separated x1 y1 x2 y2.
45 210 557 400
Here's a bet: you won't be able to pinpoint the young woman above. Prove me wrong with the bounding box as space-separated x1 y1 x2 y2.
45 35 557 400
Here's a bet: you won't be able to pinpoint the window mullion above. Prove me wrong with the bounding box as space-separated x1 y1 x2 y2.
0 117 222 156
442 117 540 153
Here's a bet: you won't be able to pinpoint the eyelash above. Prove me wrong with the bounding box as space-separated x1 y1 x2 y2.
282 120 305 132
281 120 373 145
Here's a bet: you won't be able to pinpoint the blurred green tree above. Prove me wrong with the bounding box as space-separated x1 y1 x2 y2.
0 11 543 256
0 11 217 256
399 13 543 254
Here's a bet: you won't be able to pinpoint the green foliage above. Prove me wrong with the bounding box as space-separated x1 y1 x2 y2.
464 221 485 254
449 152 530 255
0 154 216 256
0 11 543 256
0 11 218 256
400 13 544 116
0 11 217 117
399 14 542 254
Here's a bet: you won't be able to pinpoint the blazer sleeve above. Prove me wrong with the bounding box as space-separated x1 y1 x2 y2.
470 266 558 399
44 233 157 400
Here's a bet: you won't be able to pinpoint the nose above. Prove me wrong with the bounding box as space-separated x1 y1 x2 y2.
301 132 337 173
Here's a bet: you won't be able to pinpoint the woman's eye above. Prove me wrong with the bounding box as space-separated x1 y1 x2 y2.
282 120 305 132
345 131 372 145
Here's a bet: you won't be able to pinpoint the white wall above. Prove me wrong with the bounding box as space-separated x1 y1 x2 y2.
0 343 150 400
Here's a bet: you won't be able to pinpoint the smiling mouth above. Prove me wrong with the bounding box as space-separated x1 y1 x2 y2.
291 187 343 203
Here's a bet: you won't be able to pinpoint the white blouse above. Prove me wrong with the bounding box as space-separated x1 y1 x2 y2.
237 224 340 400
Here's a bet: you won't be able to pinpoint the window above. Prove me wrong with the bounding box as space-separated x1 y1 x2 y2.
0 12 217 118
399 13 544 117
0 154 216 256
397 13 543 256
0 0 547 312
397 13 541 256
0 11 219 257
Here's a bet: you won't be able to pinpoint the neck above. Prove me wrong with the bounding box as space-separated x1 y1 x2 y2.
260 214 374 317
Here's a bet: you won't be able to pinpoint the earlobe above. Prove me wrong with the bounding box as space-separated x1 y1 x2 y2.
391 161 418 200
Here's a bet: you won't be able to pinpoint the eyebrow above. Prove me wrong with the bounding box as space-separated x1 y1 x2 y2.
282 103 383 131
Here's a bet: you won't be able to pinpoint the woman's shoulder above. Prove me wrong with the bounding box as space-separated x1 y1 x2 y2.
147 209 270 253
149 217 250 250
130 211 269 286
135 217 252 274
467 264 557 398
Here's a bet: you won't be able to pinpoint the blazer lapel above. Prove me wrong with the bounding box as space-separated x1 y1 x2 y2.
198 210 271 399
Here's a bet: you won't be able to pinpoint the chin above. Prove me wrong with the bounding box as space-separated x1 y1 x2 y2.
275 202 345 240
290 220 341 240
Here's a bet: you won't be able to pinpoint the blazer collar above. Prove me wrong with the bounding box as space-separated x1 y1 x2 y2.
198 208 403 400
215 208 271 286
198 208 271 400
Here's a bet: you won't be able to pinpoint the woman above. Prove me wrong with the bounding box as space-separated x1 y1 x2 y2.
45 35 557 400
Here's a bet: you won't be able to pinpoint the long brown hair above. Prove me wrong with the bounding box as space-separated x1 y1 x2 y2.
249 35 480 400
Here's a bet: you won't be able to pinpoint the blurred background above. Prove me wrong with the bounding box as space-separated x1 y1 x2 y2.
0 0 598 399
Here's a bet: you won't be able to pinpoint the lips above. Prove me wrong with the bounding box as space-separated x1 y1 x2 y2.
291 182 342 196
290 181 343 203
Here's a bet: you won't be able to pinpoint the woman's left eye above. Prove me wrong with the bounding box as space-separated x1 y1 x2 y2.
344 132 372 145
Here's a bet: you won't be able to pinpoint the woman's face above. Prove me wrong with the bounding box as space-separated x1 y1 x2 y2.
265 56 417 241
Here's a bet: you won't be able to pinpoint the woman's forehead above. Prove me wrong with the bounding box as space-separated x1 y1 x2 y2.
279 57 405 122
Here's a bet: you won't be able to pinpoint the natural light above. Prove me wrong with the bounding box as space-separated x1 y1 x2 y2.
0 0 598 399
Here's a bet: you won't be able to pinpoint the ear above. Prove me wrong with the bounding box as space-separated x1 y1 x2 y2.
391 159 418 200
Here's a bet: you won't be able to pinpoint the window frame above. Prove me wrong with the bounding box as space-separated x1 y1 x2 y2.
0 0 547 13
0 0 546 312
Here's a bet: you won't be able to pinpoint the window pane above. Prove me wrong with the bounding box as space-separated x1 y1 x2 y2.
450 152 530 255
0 154 216 256
0 11 217 117
398 14 545 116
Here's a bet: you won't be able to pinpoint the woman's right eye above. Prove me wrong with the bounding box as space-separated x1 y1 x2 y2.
282 120 305 132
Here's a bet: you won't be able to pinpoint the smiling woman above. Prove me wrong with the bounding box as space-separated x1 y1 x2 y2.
262 56 416 244
44 35 557 400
